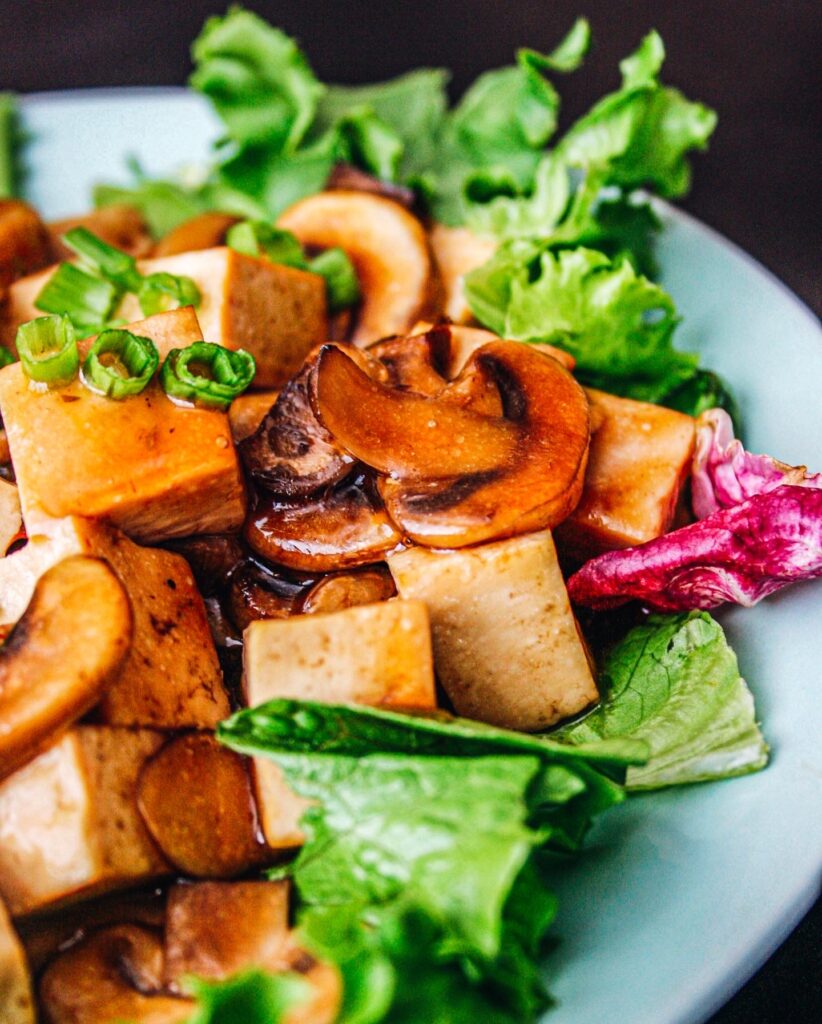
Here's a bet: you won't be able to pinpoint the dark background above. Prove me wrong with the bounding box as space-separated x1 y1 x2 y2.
2 1 820 1020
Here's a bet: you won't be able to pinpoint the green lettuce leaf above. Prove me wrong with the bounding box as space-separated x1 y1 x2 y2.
661 368 742 429
184 968 311 1024
0 92 23 199
555 612 769 789
465 243 698 401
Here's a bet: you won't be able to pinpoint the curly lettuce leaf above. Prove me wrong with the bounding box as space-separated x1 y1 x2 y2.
184 969 311 1024
692 408 821 519
0 93 23 199
568 485 822 611
555 612 768 789
465 244 698 400
662 369 741 428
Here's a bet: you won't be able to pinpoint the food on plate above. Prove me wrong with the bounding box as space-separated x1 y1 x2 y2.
0 8 817 1023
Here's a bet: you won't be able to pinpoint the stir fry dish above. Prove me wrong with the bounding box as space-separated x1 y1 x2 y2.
0 9 820 1024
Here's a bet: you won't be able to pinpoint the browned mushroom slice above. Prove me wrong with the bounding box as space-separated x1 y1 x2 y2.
299 565 396 614
246 472 403 573
368 325 451 395
278 190 433 347
226 559 313 631
39 924 192 1024
0 556 132 781
50 205 153 259
378 342 590 546
228 389 280 444
327 162 415 207
136 733 270 879
241 361 355 498
152 211 241 257
163 534 244 596
0 199 55 290
312 344 518 478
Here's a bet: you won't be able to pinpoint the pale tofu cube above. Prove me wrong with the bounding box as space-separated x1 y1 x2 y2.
163 880 290 986
0 307 246 542
117 247 327 388
0 479 20 556
0 515 229 728
429 223 497 324
0 899 34 1024
244 600 436 848
555 388 695 560
388 531 598 731
0 727 169 916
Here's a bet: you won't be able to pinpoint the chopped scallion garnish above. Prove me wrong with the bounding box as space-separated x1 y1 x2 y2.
15 314 79 387
34 263 118 334
138 271 202 317
81 329 159 399
309 247 360 311
160 341 255 410
62 226 143 292
226 220 306 268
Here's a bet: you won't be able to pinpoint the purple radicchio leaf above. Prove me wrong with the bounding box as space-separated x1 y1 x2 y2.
567 485 822 612
692 408 822 519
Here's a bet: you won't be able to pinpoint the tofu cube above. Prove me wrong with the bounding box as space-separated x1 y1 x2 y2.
555 388 695 560
0 899 34 1023
116 247 326 388
244 600 436 848
2 248 326 388
0 515 229 729
0 307 246 542
0 479 20 556
0 727 169 916
388 531 598 731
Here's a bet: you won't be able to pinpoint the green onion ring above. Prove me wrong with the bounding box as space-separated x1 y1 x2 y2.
160 341 256 410
138 272 202 317
15 314 80 387
81 329 159 399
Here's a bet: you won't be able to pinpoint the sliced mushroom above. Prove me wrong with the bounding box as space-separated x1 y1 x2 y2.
0 557 132 781
137 733 270 879
49 205 153 259
368 326 452 395
278 190 433 347
240 360 355 498
0 897 34 1024
163 534 244 596
0 199 55 291
152 212 241 257
428 223 498 325
38 924 193 1024
246 471 403 573
299 565 396 615
327 162 415 207
311 344 519 478
379 343 590 546
226 559 314 631
229 389 280 444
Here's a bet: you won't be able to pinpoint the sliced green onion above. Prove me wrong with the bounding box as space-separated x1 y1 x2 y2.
35 263 118 333
137 272 202 317
15 315 79 386
62 226 142 292
161 341 255 410
81 329 159 399
309 247 360 311
0 346 14 369
226 221 307 268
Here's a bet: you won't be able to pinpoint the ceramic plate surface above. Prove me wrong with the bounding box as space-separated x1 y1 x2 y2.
19 87 822 1024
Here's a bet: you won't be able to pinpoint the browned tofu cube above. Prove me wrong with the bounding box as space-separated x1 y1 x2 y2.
0 307 246 542
245 600 436 849
555 388 695 561
117 247 327 387
0 898 34 1023
0 728 170 916
388 530 598 731
0 199 55 293
48 204 153 260
0 515 229 729
0 479 20 556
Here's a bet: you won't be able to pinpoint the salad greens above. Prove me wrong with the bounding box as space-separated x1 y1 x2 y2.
556 613 769 789
183 969 312 1024
0 92 22 198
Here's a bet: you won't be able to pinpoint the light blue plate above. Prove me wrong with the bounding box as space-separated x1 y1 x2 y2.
19 88 822 1024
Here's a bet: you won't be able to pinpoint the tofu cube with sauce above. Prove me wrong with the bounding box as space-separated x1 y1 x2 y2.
555 388 695 561
244 600 437 849
0 727 169 917
388 530 598 731
0 898 34 1023
0 515 229 729
0 307 246 543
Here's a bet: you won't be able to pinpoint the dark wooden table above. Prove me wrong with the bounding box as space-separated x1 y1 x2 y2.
2 2 820 1020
